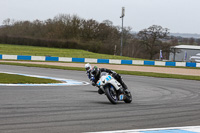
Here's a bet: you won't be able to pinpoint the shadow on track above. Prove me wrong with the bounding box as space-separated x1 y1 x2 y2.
83 90 98 93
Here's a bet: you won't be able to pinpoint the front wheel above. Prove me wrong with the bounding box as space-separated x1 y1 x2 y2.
105 86 118 104
124 89 132 103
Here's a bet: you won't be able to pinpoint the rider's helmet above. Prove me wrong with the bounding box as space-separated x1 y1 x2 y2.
91 66 100 77
85 63 92 71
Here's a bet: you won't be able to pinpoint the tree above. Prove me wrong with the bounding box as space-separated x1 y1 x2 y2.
197 39 200 46
137 25 169 59
189 37 195 45
80 19 99 40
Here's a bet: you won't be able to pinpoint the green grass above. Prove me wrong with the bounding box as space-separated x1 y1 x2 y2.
0 44 142 60
0 43 199 81
0 62 199 81
0 73 61 84
115 70 200 80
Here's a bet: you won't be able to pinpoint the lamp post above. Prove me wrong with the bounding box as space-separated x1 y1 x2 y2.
120 7 125 56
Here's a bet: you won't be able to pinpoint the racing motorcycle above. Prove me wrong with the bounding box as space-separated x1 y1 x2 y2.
96 72 132 104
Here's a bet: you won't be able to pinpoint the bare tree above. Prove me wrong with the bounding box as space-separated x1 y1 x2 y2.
189 37 195 45
197 39 200 46
137 25 169 59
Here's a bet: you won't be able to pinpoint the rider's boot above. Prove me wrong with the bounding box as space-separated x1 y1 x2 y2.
116 75 128 91
121 82 130 95
98 88 104 95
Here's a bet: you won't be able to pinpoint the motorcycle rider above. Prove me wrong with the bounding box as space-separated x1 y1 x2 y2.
85 63 97 86
85 63 92 79
85 63 128 94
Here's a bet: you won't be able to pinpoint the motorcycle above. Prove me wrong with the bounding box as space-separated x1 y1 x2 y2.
96 72 132 104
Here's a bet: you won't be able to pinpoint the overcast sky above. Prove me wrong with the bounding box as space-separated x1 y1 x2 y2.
1 0 200 34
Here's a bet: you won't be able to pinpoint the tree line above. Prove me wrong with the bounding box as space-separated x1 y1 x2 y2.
0 14 199 60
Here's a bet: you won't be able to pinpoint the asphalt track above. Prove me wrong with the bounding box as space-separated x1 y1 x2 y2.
0 65 200 133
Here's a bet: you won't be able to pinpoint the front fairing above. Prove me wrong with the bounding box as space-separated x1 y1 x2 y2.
97 74 121 90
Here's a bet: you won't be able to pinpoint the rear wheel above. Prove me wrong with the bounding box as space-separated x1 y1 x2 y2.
105 86 118 104
124 89 132 103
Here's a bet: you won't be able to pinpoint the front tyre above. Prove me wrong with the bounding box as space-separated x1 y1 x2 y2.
105 86 118 104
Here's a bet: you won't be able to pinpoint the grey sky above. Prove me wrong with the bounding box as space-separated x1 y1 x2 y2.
1 0 200 34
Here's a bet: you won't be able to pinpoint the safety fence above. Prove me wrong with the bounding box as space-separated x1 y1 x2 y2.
0 54 200 67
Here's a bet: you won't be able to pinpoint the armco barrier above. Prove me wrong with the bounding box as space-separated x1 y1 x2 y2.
0 54 200 68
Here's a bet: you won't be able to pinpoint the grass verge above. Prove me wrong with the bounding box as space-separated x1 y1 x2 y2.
115 70 200 81
0 73 61 84
0 44 142 60
0 62 200 81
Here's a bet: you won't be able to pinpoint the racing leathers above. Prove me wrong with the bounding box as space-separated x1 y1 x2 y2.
87 68 128 94
86 69 96 86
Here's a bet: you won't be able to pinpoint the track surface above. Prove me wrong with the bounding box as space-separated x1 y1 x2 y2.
0 65 200 133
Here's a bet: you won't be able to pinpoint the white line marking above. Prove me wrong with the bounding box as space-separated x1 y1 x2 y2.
0 71 89 86
85 126 200 133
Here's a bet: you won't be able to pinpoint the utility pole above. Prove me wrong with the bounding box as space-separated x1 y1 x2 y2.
120 7 125 56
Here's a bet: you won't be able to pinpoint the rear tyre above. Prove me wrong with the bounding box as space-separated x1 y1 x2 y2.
105 86 118 104
124 89 132 103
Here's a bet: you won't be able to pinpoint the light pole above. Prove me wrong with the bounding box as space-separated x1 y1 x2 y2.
120 7 125 56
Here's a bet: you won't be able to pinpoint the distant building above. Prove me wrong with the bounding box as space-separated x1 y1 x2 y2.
169 45 200 62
